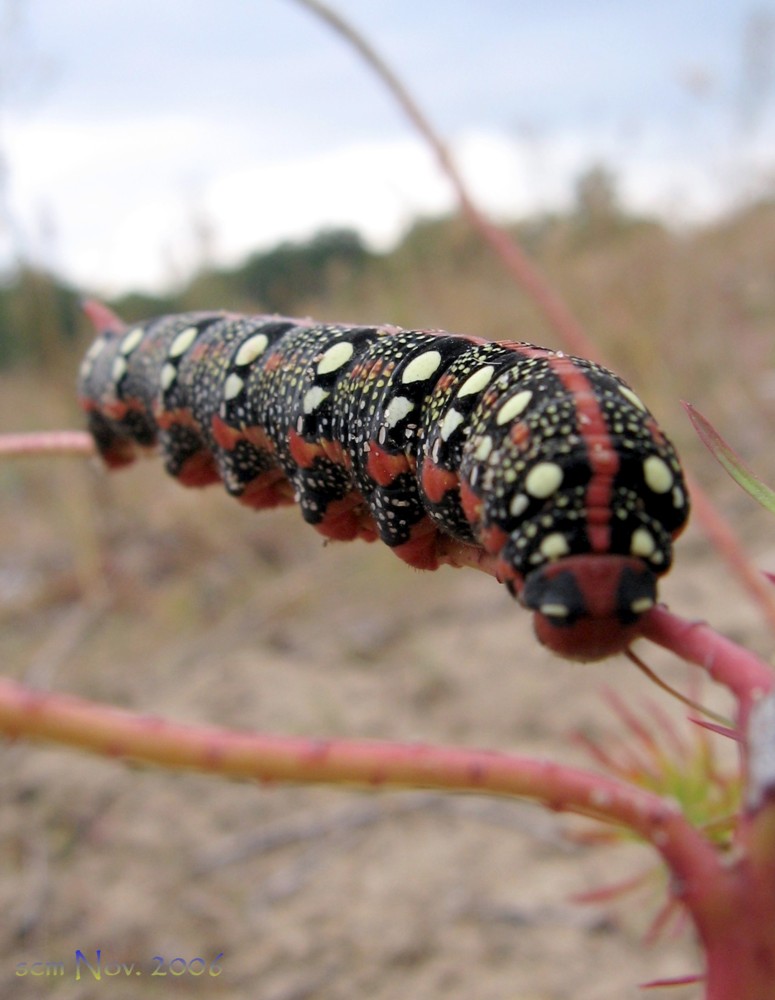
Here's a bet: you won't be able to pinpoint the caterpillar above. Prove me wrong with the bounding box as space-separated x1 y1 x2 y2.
78 302 689 662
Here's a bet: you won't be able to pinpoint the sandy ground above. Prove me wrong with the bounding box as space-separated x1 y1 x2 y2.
0 440 768 1000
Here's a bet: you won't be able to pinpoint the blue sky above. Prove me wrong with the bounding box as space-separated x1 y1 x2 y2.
1 0 771 293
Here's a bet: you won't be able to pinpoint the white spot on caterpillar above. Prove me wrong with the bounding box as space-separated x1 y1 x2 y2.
168 325 198 358
496 389 533 426
473 435 493 461
631 596 655 614
643 455 673 494
79 338 108 380
160 363 177 391
509 493 529 518
540 532 570 560
539 602 570 618
440 408 465 441
672 485 685 508
303 386 330 413
85 338 107 361
401 350 442 384
620 385 647 412
456 364 495 398
525 461 564 499
631 527 656 558
235 333 269 366
120 327 144 355
111 356 127 382
384 395 414 428
317 341 354 375
223 373 245 401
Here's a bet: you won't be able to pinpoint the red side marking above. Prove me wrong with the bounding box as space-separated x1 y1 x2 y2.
509 420 531 449
262 352 285 373
479 523 509 556
238 469 295 510
314 493 377 543
243 425 275 453
177 451 221 487
101 441 137 469
288 428 324 469
155 407 199 431
102 400 132 420
365 440 411 487
420 461 459 504
210 413 242 450
433 371 457 394
320 437 347 467
493 556 522 587
391 518 442 570
459 479 482 526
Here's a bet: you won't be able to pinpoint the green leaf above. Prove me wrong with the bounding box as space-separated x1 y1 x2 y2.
684 402 775 515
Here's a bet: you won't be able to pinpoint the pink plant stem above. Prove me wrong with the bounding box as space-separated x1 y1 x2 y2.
0 430 95 457
0 675 721 890
640 606 774 721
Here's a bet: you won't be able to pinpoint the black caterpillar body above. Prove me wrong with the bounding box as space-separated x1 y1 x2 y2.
78 301 689 661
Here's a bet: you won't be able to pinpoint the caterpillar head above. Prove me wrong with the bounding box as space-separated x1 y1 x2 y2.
518 554 657 662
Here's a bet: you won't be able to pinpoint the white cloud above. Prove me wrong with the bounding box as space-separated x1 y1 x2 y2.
2 113 771 295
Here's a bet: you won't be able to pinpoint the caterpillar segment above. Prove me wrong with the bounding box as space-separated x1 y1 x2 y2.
78 303 689 661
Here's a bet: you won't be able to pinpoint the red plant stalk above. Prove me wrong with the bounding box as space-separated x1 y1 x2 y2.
0 670 774 996
0 429 94 457
0 676 720 879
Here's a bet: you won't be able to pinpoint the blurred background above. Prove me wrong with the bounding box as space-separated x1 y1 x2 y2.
1 3 774 998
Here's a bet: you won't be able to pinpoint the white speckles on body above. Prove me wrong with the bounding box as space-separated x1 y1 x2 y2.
401 350 442 384
235 333 269 366
384 395 415 428
168 325 198 359
119 327 144 356
317 341 354 375
643 455 673 494
525 461 564 499
456 365 495 398
223 373 245 401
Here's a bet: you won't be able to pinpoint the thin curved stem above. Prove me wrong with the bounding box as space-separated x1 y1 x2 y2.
640 606 774 724
0 675 722 897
